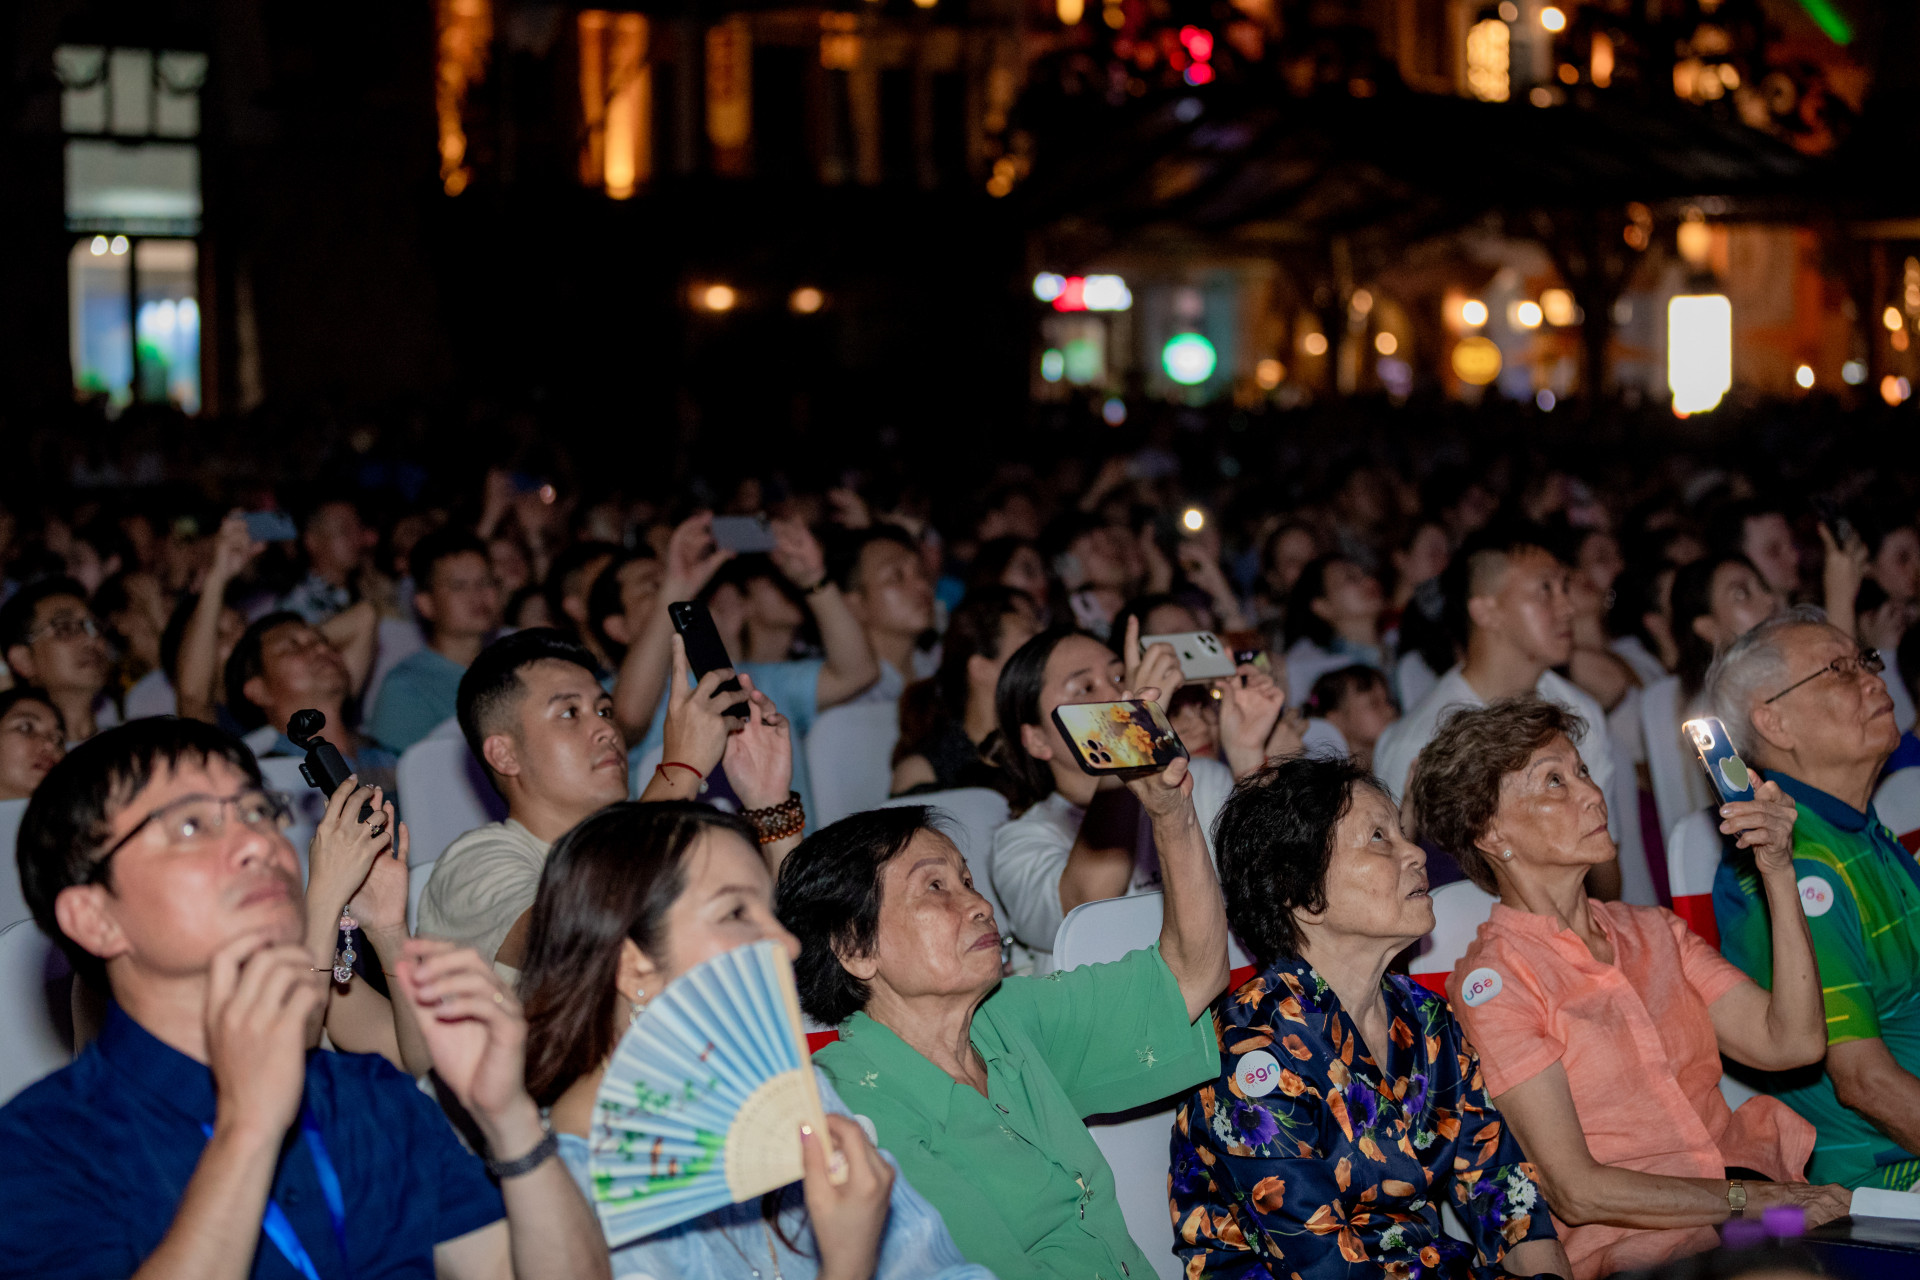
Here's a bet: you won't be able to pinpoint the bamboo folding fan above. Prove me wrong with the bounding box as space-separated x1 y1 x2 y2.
587 939 829 1245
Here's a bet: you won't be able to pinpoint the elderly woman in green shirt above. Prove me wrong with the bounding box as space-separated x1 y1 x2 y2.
776 757 1229 1280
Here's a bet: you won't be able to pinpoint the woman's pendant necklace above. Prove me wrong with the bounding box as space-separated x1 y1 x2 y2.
722 1218 784 1279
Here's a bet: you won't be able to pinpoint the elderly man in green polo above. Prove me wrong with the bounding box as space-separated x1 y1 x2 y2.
776 752 1228 1280
1709 606 1920 1189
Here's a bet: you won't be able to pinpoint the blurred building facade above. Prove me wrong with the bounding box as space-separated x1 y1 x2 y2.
2 0 1917 441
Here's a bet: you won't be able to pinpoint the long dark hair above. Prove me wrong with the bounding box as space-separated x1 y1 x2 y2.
1283 555 1346 649
984 625 1091 814
519 801 758 1105
1671 552 1759 703
894 585 1031 766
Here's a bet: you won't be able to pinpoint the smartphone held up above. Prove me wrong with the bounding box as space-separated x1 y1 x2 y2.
1052 700 1190 779
1683 715 1756 805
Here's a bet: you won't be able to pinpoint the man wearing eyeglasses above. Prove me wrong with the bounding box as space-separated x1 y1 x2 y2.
0 577 116 744
1706 605 1920 1191
0 718 611 1280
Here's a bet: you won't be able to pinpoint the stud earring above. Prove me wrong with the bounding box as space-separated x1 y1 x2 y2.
1500 849 1514 861
629 987 647 1026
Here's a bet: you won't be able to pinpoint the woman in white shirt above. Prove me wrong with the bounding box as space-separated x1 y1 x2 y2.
985 623 1285 970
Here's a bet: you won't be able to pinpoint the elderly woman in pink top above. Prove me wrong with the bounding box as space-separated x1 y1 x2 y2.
1407 697 1849 1279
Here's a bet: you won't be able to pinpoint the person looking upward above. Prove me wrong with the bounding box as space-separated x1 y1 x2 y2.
834 525 940 705
369 528 503 753
0 578 116 744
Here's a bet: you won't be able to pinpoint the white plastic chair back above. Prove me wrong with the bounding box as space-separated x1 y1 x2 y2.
803 702 899 829
0 798 28 929
1408 881 1498 998
1874 768 1920 854
396 736 505 870
258 757 324 885
362 618 426 723
0 920 72 1106
1666 808 1725 946
1606 693 1658 908
877 788 1012 924
1642 677 1710 849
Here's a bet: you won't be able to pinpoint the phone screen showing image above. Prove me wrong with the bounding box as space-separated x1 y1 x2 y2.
1051 700 1190 778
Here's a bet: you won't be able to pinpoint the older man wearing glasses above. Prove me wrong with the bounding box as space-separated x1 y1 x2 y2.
1706 605 1920 1190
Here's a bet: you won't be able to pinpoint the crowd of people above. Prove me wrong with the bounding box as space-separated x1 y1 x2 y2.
3 423 1920 1280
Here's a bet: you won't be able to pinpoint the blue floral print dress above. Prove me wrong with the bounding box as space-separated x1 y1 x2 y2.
1169 956 1558 1279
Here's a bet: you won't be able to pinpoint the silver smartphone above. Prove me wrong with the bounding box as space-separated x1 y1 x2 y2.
710 515 778 554
1140 630 1238 682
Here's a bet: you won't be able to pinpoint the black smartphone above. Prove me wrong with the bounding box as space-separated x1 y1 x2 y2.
667 601 749 718
286 710 379 824
1812 496 1857 548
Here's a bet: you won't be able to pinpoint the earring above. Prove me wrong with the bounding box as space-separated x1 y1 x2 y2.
628 988 647 1026
1500 849 1514 861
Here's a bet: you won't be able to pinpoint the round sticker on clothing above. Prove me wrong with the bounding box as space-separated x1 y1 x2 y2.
1235 1050 1283 1098
1460 968 1503 1007
1799 875 1835 917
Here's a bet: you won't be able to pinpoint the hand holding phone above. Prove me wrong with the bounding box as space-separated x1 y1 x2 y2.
1141 631 1237 682
1052 700 1190 779
667 600 749 718
1683 716 1755 804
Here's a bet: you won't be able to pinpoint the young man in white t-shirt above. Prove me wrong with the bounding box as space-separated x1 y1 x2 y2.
418 627 798 978
1372 523 1622 897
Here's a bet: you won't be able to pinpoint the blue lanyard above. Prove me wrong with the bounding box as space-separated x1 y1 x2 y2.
200 1109 351 1280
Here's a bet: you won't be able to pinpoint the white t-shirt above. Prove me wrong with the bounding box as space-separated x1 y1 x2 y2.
1372 666 1616 822
989 754 1234 972
415 818 551 980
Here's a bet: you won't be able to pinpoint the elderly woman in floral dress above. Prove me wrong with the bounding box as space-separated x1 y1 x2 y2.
1169 756 1569 1279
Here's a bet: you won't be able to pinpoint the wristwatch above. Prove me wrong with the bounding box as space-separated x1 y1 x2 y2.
1726 1179 1748 1216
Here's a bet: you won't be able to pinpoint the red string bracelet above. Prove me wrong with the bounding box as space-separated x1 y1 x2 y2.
656 761 704 781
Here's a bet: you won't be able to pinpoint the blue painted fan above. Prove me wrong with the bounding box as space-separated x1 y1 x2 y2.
587 939 829 1246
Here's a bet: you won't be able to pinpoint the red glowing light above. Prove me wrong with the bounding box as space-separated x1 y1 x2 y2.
1184 62 1214 84
1179 26 1213 60
1053 276 1087 312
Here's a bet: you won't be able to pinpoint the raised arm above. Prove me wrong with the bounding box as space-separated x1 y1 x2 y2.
612 513 730 741
398 942 611 1280
720 673 804 875
317 600 379 696
1216 663 1286 780
771 517 879 710
637 636 747 804
1128 753 1229 1022
1819 523 1868 643
132 937 325 1280
1705 779 1828 1071
175 515 262 723
1493 1061 1848 1230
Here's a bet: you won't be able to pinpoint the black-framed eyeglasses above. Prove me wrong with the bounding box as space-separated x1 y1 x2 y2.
1763 648 1886 705
85 789 293 886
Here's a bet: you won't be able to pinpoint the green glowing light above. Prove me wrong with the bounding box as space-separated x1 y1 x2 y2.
1796 0 1853 44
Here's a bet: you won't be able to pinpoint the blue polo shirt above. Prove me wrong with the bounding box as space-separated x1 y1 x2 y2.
367 648 468 754
0 1003 504 1277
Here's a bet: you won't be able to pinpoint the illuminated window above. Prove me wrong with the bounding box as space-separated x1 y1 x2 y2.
579 11 650 197
56 46 203 411
437 0 492 195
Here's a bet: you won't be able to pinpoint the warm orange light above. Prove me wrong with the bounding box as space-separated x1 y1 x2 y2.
1374 332 1398 355
1255 358 1285 389
1590 32 1614 87
1882 375 1910 406
437 0 493 195
1057 0 1084 23
1460 298 1489 328
790 287 824 314
1540 6 1566 33
1885 305 1905 332
1453 337 1503 386
700 284 738 312
1513 300 1544 329
1301 332 1329 357
1541 289 1576 326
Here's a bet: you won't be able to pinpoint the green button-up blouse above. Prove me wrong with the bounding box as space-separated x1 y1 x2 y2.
814 943 1219 1280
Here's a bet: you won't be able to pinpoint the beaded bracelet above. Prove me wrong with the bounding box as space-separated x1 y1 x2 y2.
742 791 805 844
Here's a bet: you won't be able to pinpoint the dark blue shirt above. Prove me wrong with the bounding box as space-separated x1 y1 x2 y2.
0 1003 503 1279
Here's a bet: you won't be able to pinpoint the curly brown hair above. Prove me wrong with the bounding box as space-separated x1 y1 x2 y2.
1406 697 1587 892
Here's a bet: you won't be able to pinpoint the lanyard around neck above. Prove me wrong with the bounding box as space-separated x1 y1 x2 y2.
200 1108 351 1280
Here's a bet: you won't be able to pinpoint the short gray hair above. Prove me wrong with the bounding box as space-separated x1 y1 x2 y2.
1705 605 1840 759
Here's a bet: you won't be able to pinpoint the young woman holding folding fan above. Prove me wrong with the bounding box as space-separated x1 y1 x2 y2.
519 800 994 1280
